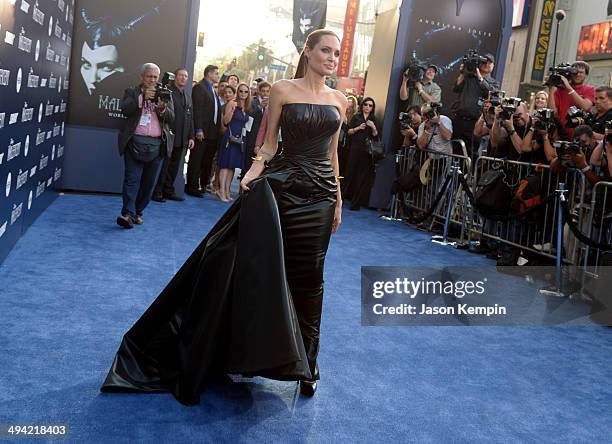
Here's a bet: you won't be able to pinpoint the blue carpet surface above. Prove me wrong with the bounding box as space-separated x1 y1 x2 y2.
0 192 611 442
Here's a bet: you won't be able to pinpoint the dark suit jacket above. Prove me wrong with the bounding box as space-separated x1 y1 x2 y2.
246 106 266 148
170 84 194 148
117 85 175 156
192 79 220 141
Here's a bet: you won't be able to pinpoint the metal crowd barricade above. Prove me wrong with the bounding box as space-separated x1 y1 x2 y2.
394 143 472 242
471 156 586 264
582 181 612 276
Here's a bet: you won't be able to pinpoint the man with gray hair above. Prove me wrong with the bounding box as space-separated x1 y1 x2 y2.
116 62 175 228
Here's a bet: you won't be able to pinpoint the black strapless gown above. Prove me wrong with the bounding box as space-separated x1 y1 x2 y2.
101 103 340 405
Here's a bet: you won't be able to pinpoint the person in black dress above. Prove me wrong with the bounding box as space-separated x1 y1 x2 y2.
344 97 379 210
101 30 347 404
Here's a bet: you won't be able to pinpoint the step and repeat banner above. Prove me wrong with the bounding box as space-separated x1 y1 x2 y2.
0 0 74 263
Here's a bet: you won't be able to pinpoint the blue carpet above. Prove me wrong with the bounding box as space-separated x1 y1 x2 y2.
0 192 611 442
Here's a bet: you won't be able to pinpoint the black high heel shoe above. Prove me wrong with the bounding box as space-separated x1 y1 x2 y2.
299 380 317 397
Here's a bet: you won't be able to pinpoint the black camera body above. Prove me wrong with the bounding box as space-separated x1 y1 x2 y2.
498 97 522 120
404 60 427 87
398 112 413 131
565 106 595 128
533 108 555 131
153 71 175 103
554 140 581 157
462 50 488 75
545 63 578 87
422 102 442 120
605 119 612 144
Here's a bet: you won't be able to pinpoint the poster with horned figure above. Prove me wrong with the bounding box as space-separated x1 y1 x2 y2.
292 0 327 53
67 0 189 129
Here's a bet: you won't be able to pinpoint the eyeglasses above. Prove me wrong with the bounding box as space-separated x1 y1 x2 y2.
363 103 373 107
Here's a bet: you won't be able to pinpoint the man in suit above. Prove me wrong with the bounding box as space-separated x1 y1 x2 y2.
153 67 194 202
116 62 175 228
187 64 221 197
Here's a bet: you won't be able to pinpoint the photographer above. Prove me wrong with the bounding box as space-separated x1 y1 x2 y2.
550 126 610 186
116 63 175 229
400 64 441 107
547 61 595 129
153 67 195 202
473 100 494 156
519 109 565 164
416 103 452 155
400 105 422 148
592 86 612 141
452 53 499 157
490 101 531 161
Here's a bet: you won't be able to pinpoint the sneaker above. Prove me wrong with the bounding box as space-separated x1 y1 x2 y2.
116 215 134 229
132 215 144 225
152 194 166 203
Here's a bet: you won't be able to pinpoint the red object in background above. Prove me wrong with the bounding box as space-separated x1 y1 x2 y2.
576 21 612 61
336 77 364 96
338 0 360 77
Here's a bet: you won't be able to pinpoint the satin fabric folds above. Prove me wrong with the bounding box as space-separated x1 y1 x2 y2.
101 103 341 405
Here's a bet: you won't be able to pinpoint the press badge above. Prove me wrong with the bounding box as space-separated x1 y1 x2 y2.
139 112 152 126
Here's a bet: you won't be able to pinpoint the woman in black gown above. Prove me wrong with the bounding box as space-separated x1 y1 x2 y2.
344 97 379 210
100 30 347 404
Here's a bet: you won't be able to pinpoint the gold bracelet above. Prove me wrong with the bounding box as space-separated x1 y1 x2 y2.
335 175 344 181
252 155 264 161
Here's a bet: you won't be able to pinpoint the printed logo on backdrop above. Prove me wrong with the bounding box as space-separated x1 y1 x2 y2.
18 28 32 53
4 31 16 46
16 68 22 92
11 203 23 225
0 69 10 86
67 0 190 128
33 2 45 26
35 39 40 61
28 190 33 210
5 173 12 198
24 135 30 157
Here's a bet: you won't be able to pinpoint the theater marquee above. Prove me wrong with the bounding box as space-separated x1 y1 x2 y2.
576 21 612 62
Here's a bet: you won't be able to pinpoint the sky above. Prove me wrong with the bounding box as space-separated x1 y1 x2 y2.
196 0 348 65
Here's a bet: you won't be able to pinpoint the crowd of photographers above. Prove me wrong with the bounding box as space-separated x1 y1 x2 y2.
396 52 612 265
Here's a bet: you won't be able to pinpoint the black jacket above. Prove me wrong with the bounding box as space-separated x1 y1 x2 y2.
192 79 221 140
117 85 175 156
452 74 499 120
170 84 195 148
246 106 266 148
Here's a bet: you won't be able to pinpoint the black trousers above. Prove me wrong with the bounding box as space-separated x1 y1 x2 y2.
154 145 187 197
186 138 218 191
452 117 478 160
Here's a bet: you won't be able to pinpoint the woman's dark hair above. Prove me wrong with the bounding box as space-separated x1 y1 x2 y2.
294 29 340 79
223 84 236 96
360 97 376 116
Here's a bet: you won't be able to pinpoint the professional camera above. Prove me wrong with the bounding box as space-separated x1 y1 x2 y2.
398 112 413 131
545 63 578 87
422 102 442 120
554 140 580 157
498 97 522 120
404 59 427 87
462 49 488 75
478 90 505 110
153 71 175 103
533 108 555 131
566 106 595 128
